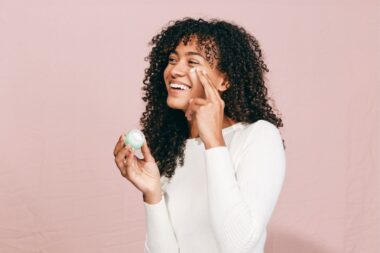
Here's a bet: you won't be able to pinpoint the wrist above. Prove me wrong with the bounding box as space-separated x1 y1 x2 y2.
204 135 225 150
143 188 163 204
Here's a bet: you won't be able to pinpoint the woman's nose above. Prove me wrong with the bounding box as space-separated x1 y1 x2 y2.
170 62 188 77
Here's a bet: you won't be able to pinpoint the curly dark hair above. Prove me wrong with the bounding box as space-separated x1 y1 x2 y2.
139 17 284 179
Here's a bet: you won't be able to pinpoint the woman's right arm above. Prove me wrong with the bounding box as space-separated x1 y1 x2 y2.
113 134 179 253
143 192 179 253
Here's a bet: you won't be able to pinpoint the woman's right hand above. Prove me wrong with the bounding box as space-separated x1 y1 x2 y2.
113 134 162 203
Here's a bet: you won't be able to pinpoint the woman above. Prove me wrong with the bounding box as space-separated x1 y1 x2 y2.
113 17 286 253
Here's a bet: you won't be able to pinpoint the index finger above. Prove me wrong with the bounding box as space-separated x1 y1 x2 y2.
195 68 219 102
113 134 126 157
202 70 223 100
189 67 210 99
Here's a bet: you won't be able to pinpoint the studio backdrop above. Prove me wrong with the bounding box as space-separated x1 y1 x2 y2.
0 0 379 252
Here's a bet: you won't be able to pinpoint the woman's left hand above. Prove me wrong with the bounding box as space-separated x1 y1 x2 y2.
185 68 226 149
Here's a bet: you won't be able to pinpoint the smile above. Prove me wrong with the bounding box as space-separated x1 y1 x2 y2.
169 83 191 90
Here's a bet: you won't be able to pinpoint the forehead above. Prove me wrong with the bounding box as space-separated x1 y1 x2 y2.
172 35 218 66
173 36 202 54
174 43 197 53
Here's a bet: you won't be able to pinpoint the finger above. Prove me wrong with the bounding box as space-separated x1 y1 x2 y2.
115 146 130 165
125 147 142 177
116 145 143 178
123 146 138 177
114 146 130 175
195 68 219 102
185 101 193 121
203 71 224 101
113 134 126 157
190 97 208 105
185 98 207 120
199 68 222 101
141 141 155 162
125 147 135 169
189 67 210 100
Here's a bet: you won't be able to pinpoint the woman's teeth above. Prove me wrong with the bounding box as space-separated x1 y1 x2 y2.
169 83 191 90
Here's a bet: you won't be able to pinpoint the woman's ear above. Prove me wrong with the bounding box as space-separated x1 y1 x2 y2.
218 79 230 92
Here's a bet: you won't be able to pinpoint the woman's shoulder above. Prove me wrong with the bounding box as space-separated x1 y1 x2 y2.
231 119 284 153
241 119 281 139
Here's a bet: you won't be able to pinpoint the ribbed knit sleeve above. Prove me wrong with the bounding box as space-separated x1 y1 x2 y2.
143 194 179 253
204 121 286 253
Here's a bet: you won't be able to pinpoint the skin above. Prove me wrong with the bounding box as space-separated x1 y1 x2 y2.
113 35 237 204
113 137 162 204
163 36 236 144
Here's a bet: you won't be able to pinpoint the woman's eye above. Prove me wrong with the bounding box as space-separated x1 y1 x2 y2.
168 58 176 63
189 61 199 65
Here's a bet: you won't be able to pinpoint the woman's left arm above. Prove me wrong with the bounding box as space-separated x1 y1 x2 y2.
204 120 286 253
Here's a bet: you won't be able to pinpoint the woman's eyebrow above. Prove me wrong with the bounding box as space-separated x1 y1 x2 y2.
170 50 205 60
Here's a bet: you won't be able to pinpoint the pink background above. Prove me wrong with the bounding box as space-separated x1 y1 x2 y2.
0 0 379 252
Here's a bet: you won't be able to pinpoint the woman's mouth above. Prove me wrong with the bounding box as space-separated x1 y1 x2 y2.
168 82 191 94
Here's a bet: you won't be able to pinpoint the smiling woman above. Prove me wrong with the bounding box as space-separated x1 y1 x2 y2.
113 17 286 253
164 37 229 114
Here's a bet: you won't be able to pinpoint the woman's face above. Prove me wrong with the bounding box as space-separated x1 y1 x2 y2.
163 37 228 112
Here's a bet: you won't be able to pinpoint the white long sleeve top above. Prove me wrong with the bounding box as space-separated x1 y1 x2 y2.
143 119 286 253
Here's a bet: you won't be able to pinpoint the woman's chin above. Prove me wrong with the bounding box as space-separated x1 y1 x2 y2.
166 99 188 111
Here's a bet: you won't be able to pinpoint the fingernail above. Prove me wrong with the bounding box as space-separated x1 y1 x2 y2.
190 68 196 73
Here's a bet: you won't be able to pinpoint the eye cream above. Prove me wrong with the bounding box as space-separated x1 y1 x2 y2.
123 129 145 150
